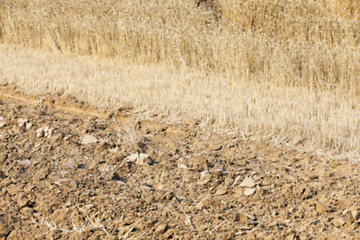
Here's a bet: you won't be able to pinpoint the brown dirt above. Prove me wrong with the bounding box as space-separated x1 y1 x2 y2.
1 88 360 240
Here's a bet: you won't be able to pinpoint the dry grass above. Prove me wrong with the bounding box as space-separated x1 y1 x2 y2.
0 0 360 159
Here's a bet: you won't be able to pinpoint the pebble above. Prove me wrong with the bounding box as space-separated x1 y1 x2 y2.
36 126 53 138
244 188 255 196
240 177 256 188
315 202 327 214
215 185 228 196
155 224 168 234
80 134 98 144
125 153 152 165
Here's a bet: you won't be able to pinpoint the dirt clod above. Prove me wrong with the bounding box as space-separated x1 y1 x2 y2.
0 219 10 237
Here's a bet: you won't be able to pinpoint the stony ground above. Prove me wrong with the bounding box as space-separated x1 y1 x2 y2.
1 89 360 239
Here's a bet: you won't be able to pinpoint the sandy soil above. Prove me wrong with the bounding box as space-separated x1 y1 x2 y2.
1 88 360 239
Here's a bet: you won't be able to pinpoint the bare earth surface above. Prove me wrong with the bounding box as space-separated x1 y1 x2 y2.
1 89 360 239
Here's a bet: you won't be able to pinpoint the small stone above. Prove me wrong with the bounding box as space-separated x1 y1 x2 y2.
198 224 208 231
18 159 31 168
244 188 255 196
349 206 359 220
333 217 346 227
315 202 327 214
165 191 175 200
125 153 152 165
215 185 228 196
17 118 27 127
337 194 352 208
34 168 49 180
36 126 53 138
155 224 168 234
20 207 34 218
0 121 5 128
177 159 188 169
281 184 293 195
199 171 212 185
212 169 224 177
262 178 271 186
18 198 30 208
80 134 98 144
69 179 78 189
240 177 256 188
243 212 256 220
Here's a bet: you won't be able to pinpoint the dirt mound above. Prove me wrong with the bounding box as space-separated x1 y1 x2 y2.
0 91 360 239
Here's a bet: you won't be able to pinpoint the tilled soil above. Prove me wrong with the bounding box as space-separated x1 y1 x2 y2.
1 91 360 239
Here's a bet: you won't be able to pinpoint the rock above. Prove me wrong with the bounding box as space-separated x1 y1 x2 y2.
315 202 327 214
198 224 208 232
18 159 31 168
17 119 31 129
281 184 293 195
17 118 27 127
34 168 49 180
333 217 346 227
199 171 212 185
18 198 31 208
125 153 152 165
164 191 175 200
243 212 256 220
155 224 168 234
20 207 34 218
336 193 352 208
36 126 53 138
177 159 188 169
262 178 271 186
80 134 98 144
244 188 255 196
212 169 225 177
240 177 256 188
349 206 359 220
0 121 5 128
215 185 228 196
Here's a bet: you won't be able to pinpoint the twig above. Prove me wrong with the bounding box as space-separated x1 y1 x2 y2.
173 198 195 229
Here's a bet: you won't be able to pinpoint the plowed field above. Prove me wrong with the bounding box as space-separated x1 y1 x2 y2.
1 89 359 239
